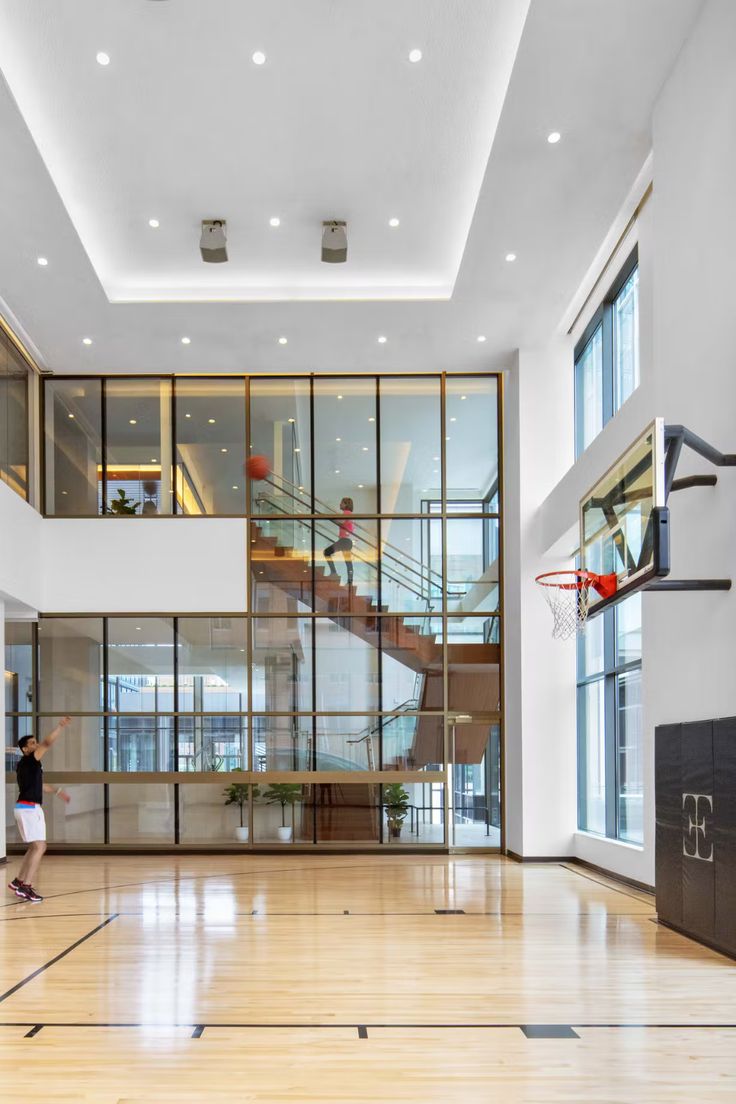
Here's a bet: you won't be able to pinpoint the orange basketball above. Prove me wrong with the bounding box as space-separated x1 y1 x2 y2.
245 454 271 481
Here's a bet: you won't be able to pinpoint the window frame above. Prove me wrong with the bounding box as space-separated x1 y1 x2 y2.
576 598 642 842
574 246 639 458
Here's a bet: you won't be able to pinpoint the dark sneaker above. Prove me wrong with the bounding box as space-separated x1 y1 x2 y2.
8 878 26 899
20 884 43 903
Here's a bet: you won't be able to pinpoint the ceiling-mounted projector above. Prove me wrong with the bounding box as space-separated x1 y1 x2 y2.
322 220 347 263
200 219 228 263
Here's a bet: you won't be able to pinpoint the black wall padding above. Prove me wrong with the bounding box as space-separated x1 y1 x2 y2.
656 717 736 959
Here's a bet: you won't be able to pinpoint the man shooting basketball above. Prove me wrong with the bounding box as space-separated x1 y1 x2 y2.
7 716 72 903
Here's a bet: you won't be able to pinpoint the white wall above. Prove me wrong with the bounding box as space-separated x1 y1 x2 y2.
525 0 736 884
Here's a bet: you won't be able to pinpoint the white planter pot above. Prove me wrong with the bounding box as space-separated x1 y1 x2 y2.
277 825 293 843
234 826 249 843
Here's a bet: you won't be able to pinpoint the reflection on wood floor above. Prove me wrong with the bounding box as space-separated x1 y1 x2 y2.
1 854 735 1102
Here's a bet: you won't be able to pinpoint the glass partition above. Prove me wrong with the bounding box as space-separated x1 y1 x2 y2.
249 376 311 517
0 334 30 501
105 378 173 516
174 378 245 514
38 617 104 713
107 617 174 712
379 376 441 513
445 376 498 506
44 378 102 515
313 377 377 513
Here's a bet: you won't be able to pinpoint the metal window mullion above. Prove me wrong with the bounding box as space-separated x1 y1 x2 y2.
602 302 614 428
102 617 110 844
440 372 450 847
173 616 180 844
100 378 107 515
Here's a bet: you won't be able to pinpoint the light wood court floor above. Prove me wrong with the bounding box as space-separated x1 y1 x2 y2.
1 854 736 1102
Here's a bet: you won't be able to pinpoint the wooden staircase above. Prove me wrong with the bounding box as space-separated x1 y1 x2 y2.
250 520 500 766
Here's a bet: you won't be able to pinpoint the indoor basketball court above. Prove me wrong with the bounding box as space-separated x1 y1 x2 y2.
2 0 736 1100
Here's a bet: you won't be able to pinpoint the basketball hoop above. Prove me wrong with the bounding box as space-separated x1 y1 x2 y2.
535 570 617 640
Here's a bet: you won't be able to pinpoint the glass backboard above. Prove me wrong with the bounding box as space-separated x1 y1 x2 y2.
580 419 667 612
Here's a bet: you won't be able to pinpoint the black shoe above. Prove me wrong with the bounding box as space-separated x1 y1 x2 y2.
8 878 26 899
20 884 43 903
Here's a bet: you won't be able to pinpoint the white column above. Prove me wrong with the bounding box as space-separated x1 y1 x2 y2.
504 343 577 857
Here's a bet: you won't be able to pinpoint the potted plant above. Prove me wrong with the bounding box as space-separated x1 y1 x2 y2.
262 782 302 842
384 782 410 840
108 488 140 515
223 769 260 842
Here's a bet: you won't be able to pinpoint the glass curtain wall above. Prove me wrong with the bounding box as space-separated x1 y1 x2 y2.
25 372 502 849
0 329 30 501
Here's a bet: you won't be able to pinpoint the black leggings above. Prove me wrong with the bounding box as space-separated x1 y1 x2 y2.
324 537 353 583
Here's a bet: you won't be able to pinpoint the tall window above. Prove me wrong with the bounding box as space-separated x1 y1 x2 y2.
577 594 642 844
574 247 639 457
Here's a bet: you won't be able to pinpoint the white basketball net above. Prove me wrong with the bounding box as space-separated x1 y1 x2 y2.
537 574 593 640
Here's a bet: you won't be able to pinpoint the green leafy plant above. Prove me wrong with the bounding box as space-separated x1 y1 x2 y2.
262 782 302 828
383 782 410 838
223 769 260 828
109 488 140 515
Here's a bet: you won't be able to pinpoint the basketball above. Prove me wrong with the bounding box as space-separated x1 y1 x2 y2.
245 454 271 481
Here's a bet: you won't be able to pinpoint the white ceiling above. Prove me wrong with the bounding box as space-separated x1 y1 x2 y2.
0 0 703 374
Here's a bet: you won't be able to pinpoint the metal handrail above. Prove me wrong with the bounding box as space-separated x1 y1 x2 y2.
259 470 467 599
255 492 433 609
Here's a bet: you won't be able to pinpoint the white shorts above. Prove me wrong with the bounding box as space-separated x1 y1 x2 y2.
14 803 46 843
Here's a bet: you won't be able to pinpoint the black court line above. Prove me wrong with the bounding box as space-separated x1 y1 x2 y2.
0 914 119 1005
2 1021 736 1031
191 1025 205 1038
0 912 113 923
434 908 465 914
521 1024 578 1039
559 864 654 906
357 1025 368 1039
24 1024 43 1038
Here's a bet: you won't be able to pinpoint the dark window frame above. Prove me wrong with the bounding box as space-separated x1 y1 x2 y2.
574 246 639 458
576 599 642 842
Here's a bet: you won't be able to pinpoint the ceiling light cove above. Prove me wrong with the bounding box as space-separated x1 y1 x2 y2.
0 5 529 303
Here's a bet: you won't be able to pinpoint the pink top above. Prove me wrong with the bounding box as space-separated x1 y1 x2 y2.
339 510 354 539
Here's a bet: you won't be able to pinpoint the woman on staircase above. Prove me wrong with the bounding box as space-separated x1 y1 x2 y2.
324 496 354 587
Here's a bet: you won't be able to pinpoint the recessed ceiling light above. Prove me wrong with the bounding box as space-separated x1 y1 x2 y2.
409 48 423 63
358 484 364 488
433 456 439 461
269 217 281 227
252 51 266 65
37 256 48 266
362 446 369 452
136 626 141 631
377 335 387 344
368 417 375 422
547 131 561 144
232 485 239 490
181 336 191 345
505 253 516 263
450 417 456 422
96 52 110 66
185 413 191 418
221 448 228 453
337 394 343 400
61 490 68 495
148 218 160 229
336 437 341 442
461 395 467 400
278 336 288 345
294 447 300 453
129 419 137 425
477 335 487 342
388 218 400 228
446 436 450 441
288 418 295 423
68 413 75 419
334 469 340 474
433 469 438 474
82 338 93 346
208 418 216 424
